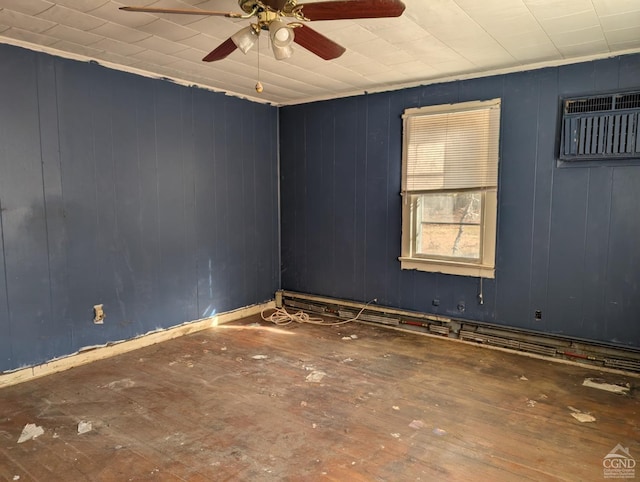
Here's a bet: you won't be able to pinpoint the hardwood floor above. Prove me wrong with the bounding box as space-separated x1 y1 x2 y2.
1 314 639 481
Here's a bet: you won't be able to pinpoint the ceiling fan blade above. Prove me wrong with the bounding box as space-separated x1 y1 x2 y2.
293 24 346 60
203 38 238 62
119 6 239 17
299 0 405 20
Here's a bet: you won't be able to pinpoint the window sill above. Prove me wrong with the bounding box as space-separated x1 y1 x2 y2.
398 257 495 278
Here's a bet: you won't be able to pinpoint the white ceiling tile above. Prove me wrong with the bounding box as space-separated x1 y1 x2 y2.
96 49 143 66
131 48 178 65
169 46 205 62
0 0 54 16
92 36 146 56
371 24 430 44
177 32 222 51
134 34 189 54
523 0 595 20
557 38 610 56
430 58 476 73
392 60 436 76
507 43 563 63
90 21 152 43
548 25 605 47
134 18 199 41
537 11 600 34
49 38 103 57
366 69 416 84
0 0 638 105
607 38 640 50
0 8 57 33
36 4 106 30
338 60 391 76
327 25 379 45
599 12 640 32
498 31 557 56
0 26 58 45
57 0 109 12
605 26 640 45
377 49 419 66
43 24 103 45
591 0 640 16
393 36 465 63
348 38 399 57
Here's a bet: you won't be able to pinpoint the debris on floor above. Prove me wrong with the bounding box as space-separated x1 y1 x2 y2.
305 371 326 383
582 378 630 395
526 399 537 408
17 423 44 444
103 378 135 390
432 428 447 436
519 375 528 381
391 433 401 438
568 406 596 423
252 355 268 360
77 421 93 434
409 420 425 429
392 406 400 411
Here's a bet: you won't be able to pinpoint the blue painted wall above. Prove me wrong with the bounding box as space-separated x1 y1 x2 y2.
280 53 640 349
0 44 279 372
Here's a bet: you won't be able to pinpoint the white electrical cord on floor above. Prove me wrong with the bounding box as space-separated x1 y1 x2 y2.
261 298 378 326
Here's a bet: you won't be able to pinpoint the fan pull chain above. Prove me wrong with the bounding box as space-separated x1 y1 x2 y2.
255 31 263 93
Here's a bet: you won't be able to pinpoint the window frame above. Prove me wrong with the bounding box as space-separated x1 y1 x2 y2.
399 99 500 278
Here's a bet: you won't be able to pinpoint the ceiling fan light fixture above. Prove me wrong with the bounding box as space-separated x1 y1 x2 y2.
269 20 294 59
231 25 258 54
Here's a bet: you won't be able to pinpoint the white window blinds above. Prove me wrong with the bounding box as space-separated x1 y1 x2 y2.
402 99 501 192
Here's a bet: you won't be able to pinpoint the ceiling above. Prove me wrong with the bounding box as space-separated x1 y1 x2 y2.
0 0 639 105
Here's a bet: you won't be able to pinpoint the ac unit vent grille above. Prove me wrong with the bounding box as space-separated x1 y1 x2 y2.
616 92 640 110
560 90 640 161
566 95 613 114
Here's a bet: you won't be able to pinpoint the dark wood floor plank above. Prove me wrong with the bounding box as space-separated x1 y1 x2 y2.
1 314 638 480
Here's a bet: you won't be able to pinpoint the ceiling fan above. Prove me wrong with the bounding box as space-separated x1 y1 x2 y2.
120 0 406 62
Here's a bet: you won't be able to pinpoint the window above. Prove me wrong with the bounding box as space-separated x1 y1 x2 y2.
400 99 501 278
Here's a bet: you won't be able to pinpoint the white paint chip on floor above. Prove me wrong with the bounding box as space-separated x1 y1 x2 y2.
582 378 630 395
305 371 326 383
77 421 92 434
568 406 596 423
17 423 44 443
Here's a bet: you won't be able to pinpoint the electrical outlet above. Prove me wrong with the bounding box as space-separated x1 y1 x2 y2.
534 310 542 321
432 299 440 307
93 304 105 324
457 302 465 313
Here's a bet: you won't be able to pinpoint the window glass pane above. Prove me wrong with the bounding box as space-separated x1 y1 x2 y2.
420 192 481 224
417 223 481 260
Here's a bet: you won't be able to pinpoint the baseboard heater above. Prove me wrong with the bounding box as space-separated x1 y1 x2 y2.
276 290 640 374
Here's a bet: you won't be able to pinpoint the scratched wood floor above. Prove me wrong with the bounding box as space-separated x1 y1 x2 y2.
1 314 639 481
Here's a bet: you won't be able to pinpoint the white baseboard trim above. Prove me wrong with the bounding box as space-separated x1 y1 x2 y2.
0 300 274 389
